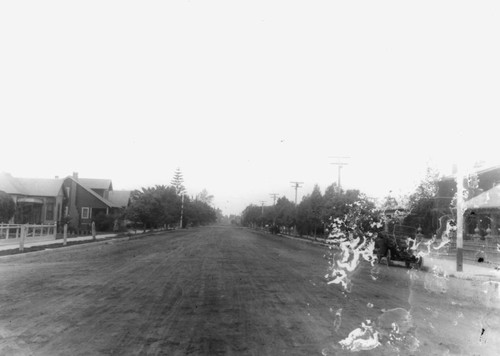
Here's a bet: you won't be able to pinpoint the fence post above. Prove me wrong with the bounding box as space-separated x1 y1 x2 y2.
15 226 19 239
5 225 9 240
63 224 68 246
19 225 26 252
92 221 96 241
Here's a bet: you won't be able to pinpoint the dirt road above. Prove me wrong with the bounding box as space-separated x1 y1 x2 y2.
0 226 498 355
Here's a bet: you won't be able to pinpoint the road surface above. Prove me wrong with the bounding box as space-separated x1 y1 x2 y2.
0 226 498 355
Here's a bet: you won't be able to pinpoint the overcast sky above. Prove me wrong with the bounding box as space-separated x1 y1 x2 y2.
1 1 499 215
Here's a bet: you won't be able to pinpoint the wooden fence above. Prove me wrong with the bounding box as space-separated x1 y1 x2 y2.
0 223 57 241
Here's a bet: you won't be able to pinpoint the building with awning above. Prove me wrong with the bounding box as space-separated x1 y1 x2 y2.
463 184 500 238
433 165 500 239
0 172 65 225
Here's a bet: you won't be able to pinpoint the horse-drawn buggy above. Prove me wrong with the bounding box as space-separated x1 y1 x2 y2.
375 224 423 269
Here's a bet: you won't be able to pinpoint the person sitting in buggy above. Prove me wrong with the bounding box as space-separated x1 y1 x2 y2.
375 232 395 264
375 232 421 268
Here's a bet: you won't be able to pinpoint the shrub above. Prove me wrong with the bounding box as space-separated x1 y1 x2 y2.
0 190 15 223
93 212 117 232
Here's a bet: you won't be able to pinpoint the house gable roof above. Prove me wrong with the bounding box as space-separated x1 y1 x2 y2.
16 178 65 197
78 178 113 191
108 190 132 208
65 176 117 208
0 172 64 197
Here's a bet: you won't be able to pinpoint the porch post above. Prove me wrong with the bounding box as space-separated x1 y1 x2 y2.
92 221 96 241
490 213 498 237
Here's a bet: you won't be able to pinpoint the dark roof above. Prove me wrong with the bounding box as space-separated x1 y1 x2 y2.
78 178 113 191
108 190 132 208
0 172 64 196
65 177 116 208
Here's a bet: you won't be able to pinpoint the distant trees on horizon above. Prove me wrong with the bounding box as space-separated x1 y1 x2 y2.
125 169 218 230
241 184 379 237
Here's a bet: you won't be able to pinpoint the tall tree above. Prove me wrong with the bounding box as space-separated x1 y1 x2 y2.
296 184 324 237
170 168 186 195
125 185 181 230
183 198 218 227
0 190 15 223
402 167 440 235
309 184 324 236
196 189 214 205
274 196 295 233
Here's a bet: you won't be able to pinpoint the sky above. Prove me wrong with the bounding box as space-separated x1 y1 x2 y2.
1 1 499 215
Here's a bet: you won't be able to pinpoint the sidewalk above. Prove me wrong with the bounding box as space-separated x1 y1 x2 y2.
0 233 118 253
0 228 176 256
422 253 500 282
259 228 500 282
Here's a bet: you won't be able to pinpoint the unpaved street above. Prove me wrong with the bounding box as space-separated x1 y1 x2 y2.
0 226 499 355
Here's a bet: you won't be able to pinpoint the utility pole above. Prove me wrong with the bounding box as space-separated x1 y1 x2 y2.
290 181 304 205
270 193 279 229
329 156 350 192
179 194 185 229
259 200 266 216
456 165 464 272
259 200 266 229
290 182 303 236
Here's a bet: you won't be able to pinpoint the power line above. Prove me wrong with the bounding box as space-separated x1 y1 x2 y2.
269 193 279 205
290 181 304 205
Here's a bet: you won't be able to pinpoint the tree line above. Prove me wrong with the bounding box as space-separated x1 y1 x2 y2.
124 185 218 230
124 169 218 230
241 183 379 237
241 168 458 239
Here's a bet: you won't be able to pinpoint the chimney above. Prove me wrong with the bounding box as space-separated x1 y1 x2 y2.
73 172 79 180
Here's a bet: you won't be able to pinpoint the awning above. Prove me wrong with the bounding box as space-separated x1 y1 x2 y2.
464 185 500 210
17 197 44 204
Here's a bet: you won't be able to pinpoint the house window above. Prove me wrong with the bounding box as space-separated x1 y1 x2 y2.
46 204 54 220
81 207 90 219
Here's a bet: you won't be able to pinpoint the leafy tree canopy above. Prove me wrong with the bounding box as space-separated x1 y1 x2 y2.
0 190 15 223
